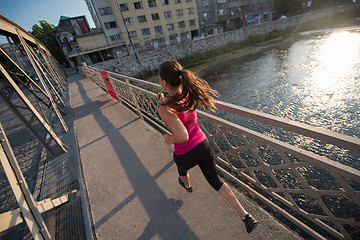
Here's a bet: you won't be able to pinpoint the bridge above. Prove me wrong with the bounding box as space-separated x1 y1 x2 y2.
1 14 360 240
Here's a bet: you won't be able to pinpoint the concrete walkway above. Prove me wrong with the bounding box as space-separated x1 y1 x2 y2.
69 72 303 240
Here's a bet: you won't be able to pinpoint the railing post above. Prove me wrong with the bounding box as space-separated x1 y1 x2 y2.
95 68 106 89
125 79 144 120
100 70 117 99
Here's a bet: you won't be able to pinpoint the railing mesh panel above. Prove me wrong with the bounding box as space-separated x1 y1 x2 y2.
83 66 360 240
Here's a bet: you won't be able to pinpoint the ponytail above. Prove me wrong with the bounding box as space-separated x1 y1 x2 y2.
159 60 218 112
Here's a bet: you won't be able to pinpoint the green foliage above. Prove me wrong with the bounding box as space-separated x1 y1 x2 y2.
178 33 277 69
30 20 65 64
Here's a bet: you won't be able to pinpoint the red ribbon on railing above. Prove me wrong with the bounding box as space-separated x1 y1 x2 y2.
100 70 117 99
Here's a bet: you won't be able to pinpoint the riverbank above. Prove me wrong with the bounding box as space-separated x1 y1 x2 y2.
92 4 359 77
142 7 360 81
146 37 285 83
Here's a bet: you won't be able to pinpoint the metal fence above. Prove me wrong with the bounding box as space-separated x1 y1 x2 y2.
1 14 89 240
84 66 360 240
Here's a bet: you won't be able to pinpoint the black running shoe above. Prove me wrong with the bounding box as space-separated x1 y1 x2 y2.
178 177 193 193
243 214 258 233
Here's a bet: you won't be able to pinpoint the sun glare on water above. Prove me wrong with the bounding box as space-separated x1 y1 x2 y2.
311 31 360 91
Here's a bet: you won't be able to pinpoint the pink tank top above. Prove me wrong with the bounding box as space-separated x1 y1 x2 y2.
174 110 207 155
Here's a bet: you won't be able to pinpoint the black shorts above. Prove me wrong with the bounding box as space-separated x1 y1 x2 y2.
173 139 223 191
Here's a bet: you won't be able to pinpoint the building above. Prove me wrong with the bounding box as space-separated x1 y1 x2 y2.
62 0 274 65
86 0 200 53
55 15 127 67
196 0 274 36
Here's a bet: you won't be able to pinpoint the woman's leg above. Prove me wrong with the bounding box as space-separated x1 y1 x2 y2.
196 140 258 232
218 183 248 218
197 140 249 218
197 153 248 217
219 183 259 233
180 172 191 187
174 148 200 189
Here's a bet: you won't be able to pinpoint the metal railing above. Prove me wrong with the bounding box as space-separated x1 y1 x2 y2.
83 66 360 240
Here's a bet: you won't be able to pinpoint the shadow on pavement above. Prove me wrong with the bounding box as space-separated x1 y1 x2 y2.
74 78 199 239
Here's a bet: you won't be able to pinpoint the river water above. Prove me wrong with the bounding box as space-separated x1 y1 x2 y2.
201 27 360 169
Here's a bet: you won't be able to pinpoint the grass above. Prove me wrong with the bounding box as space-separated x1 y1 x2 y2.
177 31 285 70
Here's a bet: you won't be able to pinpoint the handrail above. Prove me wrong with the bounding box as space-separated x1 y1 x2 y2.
215 101 360 153
86 66 360 154
197 110 360 178
83 66 360 240
87 66 160 88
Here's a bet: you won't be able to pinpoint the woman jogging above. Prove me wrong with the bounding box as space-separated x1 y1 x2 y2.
157 60 258 233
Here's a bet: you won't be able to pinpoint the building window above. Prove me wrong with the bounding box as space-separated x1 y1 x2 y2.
134 2 143 9
99 7 112 16
217 0 227 3
218 9 228 15
167 23 174 30
142 28 150 35
169 34 177 41
138 15 147 23
176 9 183 16
129 31 137 38
164 11 172 18
202 0 209 6
162 0 169 5
264 12 271 22
151 13 160 20
178 21 185 28
124 18 133 25
104 21 117 29
133 43 140 49
110 34 122 42
145 40 153 48
187 7 194 14
148 0 157 7
120 3 128 11
189 19 195 26
155 25 163 33
158 37 165 43
180 32 187 40
203 12 210 20
175 0 181 3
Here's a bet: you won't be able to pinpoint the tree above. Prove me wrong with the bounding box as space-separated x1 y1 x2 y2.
30 20 65 65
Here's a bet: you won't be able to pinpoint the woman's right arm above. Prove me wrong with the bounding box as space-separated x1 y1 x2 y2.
158 105 189 144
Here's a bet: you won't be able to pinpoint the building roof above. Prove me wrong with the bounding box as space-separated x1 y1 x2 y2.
59 16 71 21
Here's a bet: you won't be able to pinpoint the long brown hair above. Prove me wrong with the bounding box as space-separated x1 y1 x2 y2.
158 60 218 112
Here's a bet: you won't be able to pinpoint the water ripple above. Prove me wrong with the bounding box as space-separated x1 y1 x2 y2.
205 27 360 169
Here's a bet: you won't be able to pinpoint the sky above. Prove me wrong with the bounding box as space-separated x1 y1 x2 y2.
0 0 95 33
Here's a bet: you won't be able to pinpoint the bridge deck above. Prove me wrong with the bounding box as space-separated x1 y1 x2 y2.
69 72 303 240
